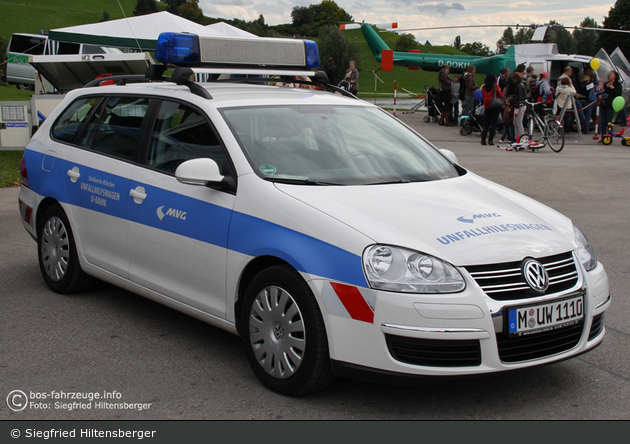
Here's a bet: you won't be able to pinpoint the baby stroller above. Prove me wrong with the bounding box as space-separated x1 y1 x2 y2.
423 87 443 123
338 80 351 91
460 103 484 135
460 102 504 136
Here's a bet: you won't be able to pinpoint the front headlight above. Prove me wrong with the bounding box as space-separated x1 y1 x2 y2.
574 225 597 271
363 245 465 293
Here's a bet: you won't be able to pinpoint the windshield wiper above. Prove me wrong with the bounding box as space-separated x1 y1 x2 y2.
367 179 412 185
265 177 345 186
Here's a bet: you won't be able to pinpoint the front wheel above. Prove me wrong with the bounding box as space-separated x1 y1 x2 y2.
547 120 565 152
460 126 472 136
423 115 431 123
602 135 613 145
241 265 335 395
37 204 93 293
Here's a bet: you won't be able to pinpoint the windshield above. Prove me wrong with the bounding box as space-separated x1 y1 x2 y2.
221 105 460 185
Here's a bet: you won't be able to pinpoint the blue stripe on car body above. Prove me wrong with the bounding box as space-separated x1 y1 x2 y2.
24 149 369 288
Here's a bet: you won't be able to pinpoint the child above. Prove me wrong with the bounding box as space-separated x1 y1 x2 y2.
501 97 516 143
450 75 461 125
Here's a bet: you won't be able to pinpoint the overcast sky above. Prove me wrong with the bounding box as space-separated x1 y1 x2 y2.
199 0 615 51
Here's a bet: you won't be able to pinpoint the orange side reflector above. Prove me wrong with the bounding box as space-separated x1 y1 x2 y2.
381 49 394 71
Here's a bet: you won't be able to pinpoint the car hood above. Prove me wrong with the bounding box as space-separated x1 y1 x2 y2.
275 173 577 266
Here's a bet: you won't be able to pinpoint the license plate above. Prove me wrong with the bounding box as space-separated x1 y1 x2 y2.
508 296 584 336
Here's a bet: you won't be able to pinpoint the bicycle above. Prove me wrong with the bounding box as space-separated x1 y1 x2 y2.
499 101 565 152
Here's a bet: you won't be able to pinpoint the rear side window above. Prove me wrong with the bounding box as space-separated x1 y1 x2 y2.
9 35 46 55
79 96 149 161
51 97 101 144
82 45 105 54
147 100 229 175
57 42 80 55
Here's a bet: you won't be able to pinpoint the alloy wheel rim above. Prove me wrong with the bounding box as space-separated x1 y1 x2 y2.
41 216 70 281
248 285 305 379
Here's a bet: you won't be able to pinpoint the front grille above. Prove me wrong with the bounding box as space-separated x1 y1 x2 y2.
588 313 605 341
465 252 579 301
497 321 583 362
385 335 481 367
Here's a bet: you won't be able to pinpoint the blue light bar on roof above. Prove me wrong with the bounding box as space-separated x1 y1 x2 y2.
155 32 319 70
155 33 200 66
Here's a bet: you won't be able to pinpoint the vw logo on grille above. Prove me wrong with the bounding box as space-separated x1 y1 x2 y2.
522 259 549 293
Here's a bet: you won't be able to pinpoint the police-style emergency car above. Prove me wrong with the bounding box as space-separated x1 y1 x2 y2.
18 32 610 395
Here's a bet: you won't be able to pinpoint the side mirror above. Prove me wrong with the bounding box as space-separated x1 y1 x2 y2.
175 158 224 186
440 149 459 164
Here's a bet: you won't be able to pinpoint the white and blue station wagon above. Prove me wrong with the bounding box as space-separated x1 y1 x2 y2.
18 33 610 395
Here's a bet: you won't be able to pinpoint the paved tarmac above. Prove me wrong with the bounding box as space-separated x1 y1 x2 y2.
1 115 629 419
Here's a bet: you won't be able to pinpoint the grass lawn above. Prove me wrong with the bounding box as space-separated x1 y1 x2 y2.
0 85 34 101
0 0 147 41
0 150 23 188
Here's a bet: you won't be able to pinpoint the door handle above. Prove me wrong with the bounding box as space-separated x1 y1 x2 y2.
130 186 147 204
67 167 80 183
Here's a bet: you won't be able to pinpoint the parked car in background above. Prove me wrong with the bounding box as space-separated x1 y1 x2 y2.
2 33 122 90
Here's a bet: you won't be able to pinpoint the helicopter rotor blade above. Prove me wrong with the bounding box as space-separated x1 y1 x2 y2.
383 24 531 32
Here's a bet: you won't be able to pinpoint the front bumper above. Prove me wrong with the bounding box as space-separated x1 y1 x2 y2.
309 257 610 378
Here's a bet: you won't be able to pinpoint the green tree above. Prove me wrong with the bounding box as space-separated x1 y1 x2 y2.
496 27 515 54
314 0 352 23
395 33 417 52
598 0 630 58
424 40 432 47
547 21 577 54
514 27 534 44
178 1 203 23
291 6 314 27
572 17 600 56
460 41 492 56
162 0 187 14
133 0 158 16
100 11 110 22
453 35 461 50
245 15 269 37
318 24 349 72
317 24 361 76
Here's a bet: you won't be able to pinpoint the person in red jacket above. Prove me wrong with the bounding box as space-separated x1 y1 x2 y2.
480 73 505 145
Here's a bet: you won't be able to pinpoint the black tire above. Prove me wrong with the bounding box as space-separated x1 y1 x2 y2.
17 83 34 91
432 116 439 122
546 120 565 152
460 126 472 136
241 265 335 395
602 135 613 146
423 115 431 123
37 204 93 294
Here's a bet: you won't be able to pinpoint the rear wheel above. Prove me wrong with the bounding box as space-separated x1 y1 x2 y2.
423 115 431 123
432 116 439 122
547 120 565 152
17 83 34 91
460 126 472 136
37 204 93 294
241 265 335 395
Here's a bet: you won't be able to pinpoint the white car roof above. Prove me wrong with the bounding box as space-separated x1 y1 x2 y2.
76 81 370 109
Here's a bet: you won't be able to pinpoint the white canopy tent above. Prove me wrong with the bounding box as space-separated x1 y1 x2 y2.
205 22 257 38
48 12 252 51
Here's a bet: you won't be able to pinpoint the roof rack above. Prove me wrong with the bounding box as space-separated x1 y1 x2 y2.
83 65 211 99
83 65 357 100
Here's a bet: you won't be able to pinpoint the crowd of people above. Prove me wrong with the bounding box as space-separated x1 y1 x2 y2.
437 63 624 145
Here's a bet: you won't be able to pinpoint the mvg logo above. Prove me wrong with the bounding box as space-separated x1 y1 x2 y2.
157 206 187 221
457 213 501 223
